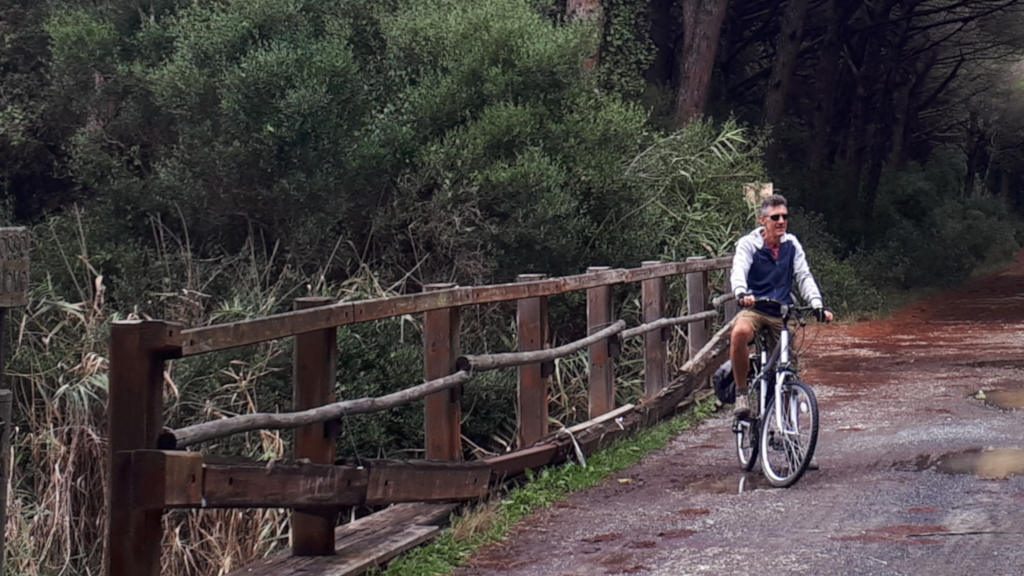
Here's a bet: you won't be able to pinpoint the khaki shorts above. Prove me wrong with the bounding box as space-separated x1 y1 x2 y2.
735 309 783 342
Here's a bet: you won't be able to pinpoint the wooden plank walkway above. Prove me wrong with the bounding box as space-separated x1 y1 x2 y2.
226 503 456 576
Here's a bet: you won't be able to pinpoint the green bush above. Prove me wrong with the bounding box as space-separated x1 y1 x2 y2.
786 210 883 316
627 118 769 260
859 162 1021 289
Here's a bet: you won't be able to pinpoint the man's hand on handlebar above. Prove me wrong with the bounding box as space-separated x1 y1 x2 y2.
737 293 835 323
814 307 834 323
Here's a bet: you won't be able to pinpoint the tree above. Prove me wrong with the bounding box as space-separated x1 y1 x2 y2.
763 0 811 128
674 0 730 126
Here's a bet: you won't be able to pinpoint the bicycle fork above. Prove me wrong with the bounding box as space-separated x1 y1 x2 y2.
774 329 797 434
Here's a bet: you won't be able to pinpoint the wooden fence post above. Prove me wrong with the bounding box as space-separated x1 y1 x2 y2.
0 388 10 576
517 274 549 447
723 272 738 322
586 267 615 418
423 284 462 461
686 257 710 360
292 297 337 556
107 320 181 576
641 262 667 398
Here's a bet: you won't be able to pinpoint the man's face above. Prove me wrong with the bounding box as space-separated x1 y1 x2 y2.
760 205 788 243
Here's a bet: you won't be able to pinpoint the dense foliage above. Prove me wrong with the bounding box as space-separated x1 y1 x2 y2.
3 1 1024 575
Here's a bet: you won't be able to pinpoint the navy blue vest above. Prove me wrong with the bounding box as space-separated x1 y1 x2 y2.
748 242 796 316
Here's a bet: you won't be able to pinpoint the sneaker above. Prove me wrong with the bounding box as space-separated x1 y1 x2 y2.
733 395 751 419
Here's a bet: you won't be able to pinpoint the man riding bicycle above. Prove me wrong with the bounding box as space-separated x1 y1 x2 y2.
730 194 833 418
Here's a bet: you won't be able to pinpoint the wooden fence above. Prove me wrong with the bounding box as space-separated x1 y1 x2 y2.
106 256 738 576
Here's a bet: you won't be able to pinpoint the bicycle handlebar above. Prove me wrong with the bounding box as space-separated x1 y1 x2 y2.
738 296 829 323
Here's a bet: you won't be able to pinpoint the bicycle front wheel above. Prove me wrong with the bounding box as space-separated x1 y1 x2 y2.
734 418 759 471
759 381 818 487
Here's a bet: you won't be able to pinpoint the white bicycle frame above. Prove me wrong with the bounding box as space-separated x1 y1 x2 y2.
754 320 797 434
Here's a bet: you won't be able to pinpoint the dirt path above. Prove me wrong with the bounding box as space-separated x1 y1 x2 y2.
454 255 1024 576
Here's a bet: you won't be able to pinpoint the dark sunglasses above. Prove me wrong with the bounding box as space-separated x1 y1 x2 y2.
768 213 789 222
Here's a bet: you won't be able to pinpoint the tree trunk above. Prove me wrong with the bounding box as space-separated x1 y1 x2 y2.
808 0 843 170
647 0 680 87
566 0 605 69
862 8 913 224
763 0 811 128
891 50 937 167
963 112 990 198
674 0 730 127
844 1 897 221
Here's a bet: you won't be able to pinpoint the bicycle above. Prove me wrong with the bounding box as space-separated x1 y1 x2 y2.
732 298 821 487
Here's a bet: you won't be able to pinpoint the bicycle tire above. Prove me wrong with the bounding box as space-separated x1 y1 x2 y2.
735 417 759 471
759 380 818 487
735 353 763 471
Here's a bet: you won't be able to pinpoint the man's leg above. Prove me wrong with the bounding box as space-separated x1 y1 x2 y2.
730 314 755 417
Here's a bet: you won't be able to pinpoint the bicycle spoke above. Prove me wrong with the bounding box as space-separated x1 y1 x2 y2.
783 435 803 471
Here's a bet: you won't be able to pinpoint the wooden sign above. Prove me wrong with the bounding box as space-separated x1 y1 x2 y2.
743 182 774 208
0 228 29 308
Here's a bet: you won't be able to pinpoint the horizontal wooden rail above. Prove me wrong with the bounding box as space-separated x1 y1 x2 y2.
484 321 733 480
712 292 736 307
456 320 626 373
619 310 718 340
160 370 473 449
642 321 733 422
126 451 489 509
178 257 731 356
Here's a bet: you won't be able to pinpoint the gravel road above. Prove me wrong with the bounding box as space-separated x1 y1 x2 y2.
454 255 1024 576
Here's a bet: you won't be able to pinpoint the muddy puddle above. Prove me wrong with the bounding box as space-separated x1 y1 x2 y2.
899 448 1024 480
685 473 772 495
976 388 1024 410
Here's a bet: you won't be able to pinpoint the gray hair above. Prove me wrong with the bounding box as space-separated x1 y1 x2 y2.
759 194 788 217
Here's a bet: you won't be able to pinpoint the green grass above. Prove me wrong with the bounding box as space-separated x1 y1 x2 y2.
374 397 720 576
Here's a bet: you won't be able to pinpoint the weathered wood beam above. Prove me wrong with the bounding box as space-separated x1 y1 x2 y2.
640 321 733 424
456 320 626 373
108 321 181 576
292 297 338 555
366 460 489 505
587 266 615 418
203 461 368 508
556 404 634 437
423 283 462 461
481 328 728 481
642 261 668 398
125 453 489 510
485 444 563 481
160 371 473 449
222 503 457 576
516 273 550 448
179 257 731 356
686 257 710 361
128 450 203 509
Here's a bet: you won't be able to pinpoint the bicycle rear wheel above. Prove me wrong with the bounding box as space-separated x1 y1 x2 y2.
734 385 760 471
760 381 818 487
